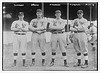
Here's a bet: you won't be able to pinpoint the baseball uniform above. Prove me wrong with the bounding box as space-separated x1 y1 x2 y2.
72 15 89 68
29 17 47 66
11 19 28 66
49 16 69 67
89 25 97 43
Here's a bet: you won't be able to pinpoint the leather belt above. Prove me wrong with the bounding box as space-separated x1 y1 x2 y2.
33 31 45 34
52 31 64 34
74 31 85 33
15 33 26 35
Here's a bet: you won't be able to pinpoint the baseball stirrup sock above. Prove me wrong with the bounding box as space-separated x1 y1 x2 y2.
14 53 18 60
31 52 36 59
52 52 56 59
14 60 16 65
84 53 88 65
77 53 81 64
52 52 56 62
62 52 67 59
22 53 26 59
42 59 45 63
23 59 25 65
31 52 36 63
42 52 46 59
64 59 67 64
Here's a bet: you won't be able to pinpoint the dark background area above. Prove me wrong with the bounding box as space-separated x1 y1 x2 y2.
44 3 67 19
2 2 97 31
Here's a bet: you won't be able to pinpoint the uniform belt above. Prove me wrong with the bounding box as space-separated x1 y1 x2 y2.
74 31 85 33
52 31 64 34
91 33 96 35
15 33 26 35
33 31 45 34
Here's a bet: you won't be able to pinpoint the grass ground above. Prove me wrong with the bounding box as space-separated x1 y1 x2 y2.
2 41 98 71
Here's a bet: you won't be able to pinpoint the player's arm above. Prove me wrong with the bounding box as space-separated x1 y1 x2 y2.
49 23 64 31
76 19 88 32
20 22 29 32
11 21 21 32
70 20 78 31
29 20 44 32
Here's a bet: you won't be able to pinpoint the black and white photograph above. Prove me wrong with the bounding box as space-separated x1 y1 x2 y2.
2 1 98 71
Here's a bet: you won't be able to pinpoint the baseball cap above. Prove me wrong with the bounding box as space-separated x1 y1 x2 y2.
77 10 83 14
36 9 42 13
55 10 61 13
18 12 24 16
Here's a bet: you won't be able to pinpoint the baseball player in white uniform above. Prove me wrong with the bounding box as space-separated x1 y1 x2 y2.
29 9 47 66
11 12 29 66
70 10 89 68
49 10 69 67
88 23 97 51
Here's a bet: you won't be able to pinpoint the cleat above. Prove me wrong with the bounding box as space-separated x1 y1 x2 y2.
11 63 16 67
92 47 96 51
42 62 45 66
64 64 69 67
73 62 81 67
30 62 35 66
42 59 45 66
49 61 54 67
23 64 27 67
81 64 88 68
64 60 69 67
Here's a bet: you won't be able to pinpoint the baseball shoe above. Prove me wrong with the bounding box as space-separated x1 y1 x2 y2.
92 47 96 51
23 64 27 67
49 61 54 67
81 64 88 68
42 62 45 66
64 63 69 67
30 62 35 66
64 60 69 67
73 62 81 67
42 59 45 66
11 63 16 67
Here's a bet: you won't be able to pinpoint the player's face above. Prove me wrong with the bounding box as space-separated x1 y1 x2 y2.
36 12 43 18
18 15 24 20
55 13 61 18
77 13 83 19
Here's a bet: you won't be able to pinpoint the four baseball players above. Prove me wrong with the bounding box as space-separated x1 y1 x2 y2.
11 12 29 66
11 9 97 68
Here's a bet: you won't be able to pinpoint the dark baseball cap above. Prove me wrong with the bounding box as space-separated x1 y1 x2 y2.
55 10 61 13
77 10 83 14
18 12 24 16
36 9 42 13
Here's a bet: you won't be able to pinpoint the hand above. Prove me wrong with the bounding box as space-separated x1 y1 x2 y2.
74 20 79 27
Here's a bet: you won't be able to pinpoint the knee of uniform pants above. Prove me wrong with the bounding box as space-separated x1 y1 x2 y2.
20 36 27 53
73 41 81 53
59 39 66 52
51 34 58 51
92 34 97 42
78 36 88 53
31 34 38 50
13 38 19 53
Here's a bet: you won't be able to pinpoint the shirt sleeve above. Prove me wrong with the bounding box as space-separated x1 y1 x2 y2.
11 21 16 29
81 19 88 32
24 22 29 31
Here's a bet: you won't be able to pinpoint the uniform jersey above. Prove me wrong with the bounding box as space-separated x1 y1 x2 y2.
89 26 97 34
50 18 66 32
11 20 29 34
30 18 47 33
73 17 88 33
